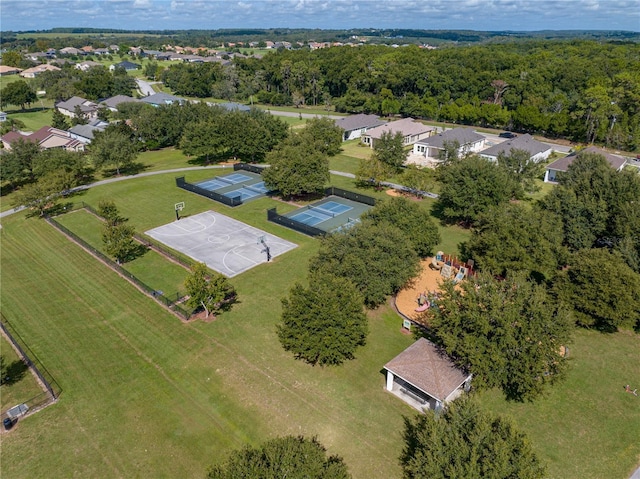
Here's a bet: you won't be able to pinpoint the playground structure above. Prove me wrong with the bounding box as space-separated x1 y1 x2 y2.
395 253 474 325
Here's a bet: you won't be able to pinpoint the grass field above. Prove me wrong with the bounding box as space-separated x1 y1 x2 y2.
0 190 416 478
478 328 640 479
0 336 45 413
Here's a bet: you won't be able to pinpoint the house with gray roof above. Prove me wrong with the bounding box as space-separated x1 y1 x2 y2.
67 120 108 143
413 127 486 160
334 114 386 141
361 118 435 148
56 96 99 120
140 92 186 107
480 133 552 163
384 338 471 412
100 95 141 112
109 61 141 72
544 146 628 183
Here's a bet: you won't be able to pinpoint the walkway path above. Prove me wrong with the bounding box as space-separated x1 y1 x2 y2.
0 166 437 219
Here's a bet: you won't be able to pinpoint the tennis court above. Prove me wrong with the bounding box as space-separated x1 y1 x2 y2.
289 201 353 226
222 181 269 201
192 172 271 203
145 211 297 277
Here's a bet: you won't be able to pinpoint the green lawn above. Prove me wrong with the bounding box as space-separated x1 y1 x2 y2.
136 148 192 172
478 328 640 479
0 196 415 478
0 336 45 413
3 107 54 132
54 209 190 298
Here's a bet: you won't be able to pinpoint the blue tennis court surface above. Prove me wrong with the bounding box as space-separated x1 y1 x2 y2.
222 181 269 201
196 173 253 192
289 201 353 226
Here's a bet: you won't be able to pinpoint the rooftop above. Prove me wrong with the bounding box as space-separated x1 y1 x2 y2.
335 113 386 132
416 127 484 149
480 133 551 158
547 146 627 172
365 118 433 140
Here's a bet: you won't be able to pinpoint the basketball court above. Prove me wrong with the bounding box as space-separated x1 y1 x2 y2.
145 211 297 277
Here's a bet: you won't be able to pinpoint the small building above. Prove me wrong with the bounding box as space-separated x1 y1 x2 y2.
479 133 552 163
109 61 141 71
335 113 386 141
384 338 471 412
544 146 628 183
99 95 141 112
361 118 435 148
56 96 99 120
0 111 7 122
140 92 186 107
413 127 486 159
0 65 22 76
19 64 61 78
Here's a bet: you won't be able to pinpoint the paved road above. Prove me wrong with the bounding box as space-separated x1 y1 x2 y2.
265 109 343 120
135 78 156 97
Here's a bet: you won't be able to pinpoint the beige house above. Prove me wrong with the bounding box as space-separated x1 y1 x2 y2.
361 118 435 148
384 338 471 412
19 64 61 78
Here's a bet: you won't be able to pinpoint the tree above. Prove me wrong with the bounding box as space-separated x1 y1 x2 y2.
71 105 88 126
1 80 37 110
51 108 70 130
208 435 351 479
0 138 41 184
398 165 437 197
436 155 518 226
296 117 343 157
1 51 23 67
278 272 368 366
428 271 572 401
11 174 60 217
97 199 126 225
362 197 441 258
184 263 236 318
102 222 139 264
262 144 329 198
553 249 640 331
90 127 139 175
373 131 406 171
465 203 565 280
496 148 545 194
401 397 545 479
0 118 26 136
310 222 420 307
355 156 393 189
179 121 224 163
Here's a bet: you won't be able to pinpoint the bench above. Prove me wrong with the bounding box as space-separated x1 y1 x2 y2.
400 387 427 405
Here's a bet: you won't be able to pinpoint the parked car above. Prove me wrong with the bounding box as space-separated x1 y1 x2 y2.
3 417 14 430
499 132 517 139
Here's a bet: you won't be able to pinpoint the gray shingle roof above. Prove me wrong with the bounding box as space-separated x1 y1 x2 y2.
365 118 433 140
100 95 141 109
56 96 98 113
480 133 550 158
384 338 470 402
547 146 627 172
416 127 484 149
140 92 186 106
335 114 386 132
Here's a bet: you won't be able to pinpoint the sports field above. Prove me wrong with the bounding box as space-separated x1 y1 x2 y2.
1 170 639 478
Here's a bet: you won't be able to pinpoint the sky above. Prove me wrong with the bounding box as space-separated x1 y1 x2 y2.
1 0 639 33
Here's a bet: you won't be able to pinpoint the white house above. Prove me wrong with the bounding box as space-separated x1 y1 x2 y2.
413 127 485 159
0 111 7 122
361 118 435 148
479 133 552 163
384 338 472 412
544 146 628 183
75 61 103 72
334 114 386 141
67 119 109 144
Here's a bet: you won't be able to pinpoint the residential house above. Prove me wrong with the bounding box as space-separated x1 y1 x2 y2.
413 127 486 159
0 65 22 76
75 61 103 72
19 64 61 78
361 118 434 148
109 61 140 71
59 47 83 55
0 111 7 122
544 146 628 183
1 126 84 151
94 48 110 56
141 50 163 58
67 119 109 144
384 338 472 412
109 45 120 52
140 92 186 107
81 46 94 53
334 113 386 141
100 95 141 112
56 96 99 120
479 133 552 163
25 51 55 61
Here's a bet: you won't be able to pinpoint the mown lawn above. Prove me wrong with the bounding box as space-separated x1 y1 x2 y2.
54 209 190 298
478 328 640 479
0 193 416 478
0 336 45 413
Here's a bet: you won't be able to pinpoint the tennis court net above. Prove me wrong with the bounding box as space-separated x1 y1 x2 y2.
308 205 335 218
242 183 266 195
216 176 236 185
